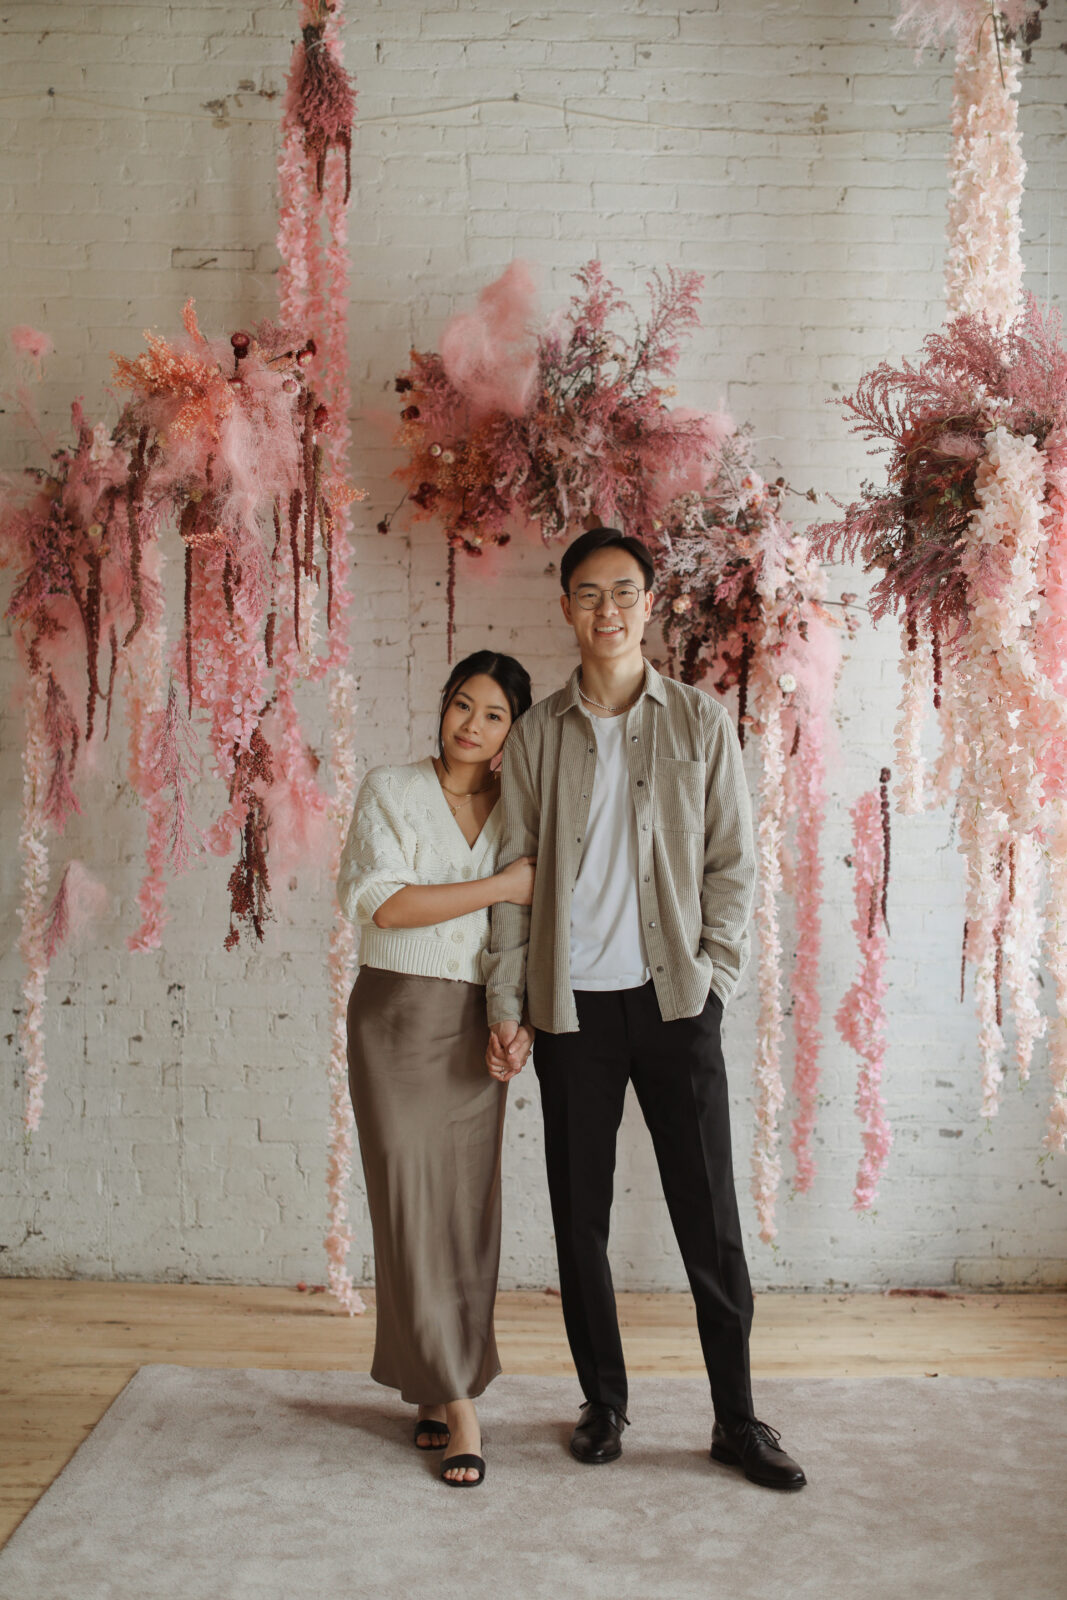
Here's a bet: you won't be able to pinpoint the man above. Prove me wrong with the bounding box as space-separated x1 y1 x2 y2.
484 527 805 1491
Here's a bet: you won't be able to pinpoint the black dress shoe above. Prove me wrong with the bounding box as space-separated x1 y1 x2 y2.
710 1417 807 1491
570 1401 628 1464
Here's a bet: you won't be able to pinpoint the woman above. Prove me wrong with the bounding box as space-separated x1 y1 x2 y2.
337 650 535 1487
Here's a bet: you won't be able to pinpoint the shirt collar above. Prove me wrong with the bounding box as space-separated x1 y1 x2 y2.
554 658 667 716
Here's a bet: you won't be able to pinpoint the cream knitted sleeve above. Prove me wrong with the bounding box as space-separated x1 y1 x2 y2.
336 767 421 925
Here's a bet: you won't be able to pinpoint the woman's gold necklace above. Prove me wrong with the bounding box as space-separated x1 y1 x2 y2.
578 671 642 715
434 760 497 816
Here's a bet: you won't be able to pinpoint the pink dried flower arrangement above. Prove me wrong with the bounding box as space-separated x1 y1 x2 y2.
383 259 724 653
810 297 1067 646
2 306 354 1130
816 295 1067 1147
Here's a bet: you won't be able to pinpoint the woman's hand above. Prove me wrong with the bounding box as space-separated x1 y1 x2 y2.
487 1020 535 1081
493 855 536 907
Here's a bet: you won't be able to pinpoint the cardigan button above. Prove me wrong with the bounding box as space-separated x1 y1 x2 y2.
461 866 472 879
447 960 459 973
452 930 464 944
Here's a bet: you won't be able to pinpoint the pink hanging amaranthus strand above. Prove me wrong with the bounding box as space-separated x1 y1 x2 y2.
943 10 1026 331
277 0 364 1314
124 544 171 952
788 717 826 1194
750 689 787 1243
2 363 135 1127
1042 809 1067 1152
894 612 931 814
837 785 893 1211
15 676 51 1133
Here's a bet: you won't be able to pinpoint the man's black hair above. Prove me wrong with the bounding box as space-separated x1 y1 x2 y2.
559 527 656 595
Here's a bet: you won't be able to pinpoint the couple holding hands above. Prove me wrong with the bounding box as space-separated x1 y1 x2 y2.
337 527 806 1492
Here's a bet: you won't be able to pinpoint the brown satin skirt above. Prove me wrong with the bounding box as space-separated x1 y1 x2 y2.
346 966 507 1405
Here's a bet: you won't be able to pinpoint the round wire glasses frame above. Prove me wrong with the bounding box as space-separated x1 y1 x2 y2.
570 582 646 610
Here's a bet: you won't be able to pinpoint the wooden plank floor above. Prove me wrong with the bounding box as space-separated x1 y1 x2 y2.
2 1280 1065 1547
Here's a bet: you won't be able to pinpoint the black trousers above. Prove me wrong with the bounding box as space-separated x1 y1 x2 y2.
533 981 755 1423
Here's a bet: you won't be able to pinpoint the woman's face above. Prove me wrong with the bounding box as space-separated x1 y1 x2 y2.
440 673 514 770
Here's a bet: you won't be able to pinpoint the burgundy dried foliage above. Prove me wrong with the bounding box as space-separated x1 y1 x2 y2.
43 672 81 829
225 726 276 948
43 864 72 962
878 766 892 935
294 15 356 200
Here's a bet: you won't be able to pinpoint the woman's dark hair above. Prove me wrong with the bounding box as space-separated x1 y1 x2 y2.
559 527 656 594
437 650 533 770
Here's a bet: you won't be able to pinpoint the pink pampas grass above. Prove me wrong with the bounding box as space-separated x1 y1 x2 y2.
440 260 540 421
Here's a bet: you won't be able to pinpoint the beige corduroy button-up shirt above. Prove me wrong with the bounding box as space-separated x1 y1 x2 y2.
485 660 756 1034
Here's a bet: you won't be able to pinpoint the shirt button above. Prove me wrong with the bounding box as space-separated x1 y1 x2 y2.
648 921 656 929
644 875 650 883
588 746 595 754
656 965 664 973
577 836 582 844
631 735 638 742
642 824 649 832
636 779 644 787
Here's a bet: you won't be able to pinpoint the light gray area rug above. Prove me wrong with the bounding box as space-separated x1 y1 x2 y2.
1 1369 1063 1600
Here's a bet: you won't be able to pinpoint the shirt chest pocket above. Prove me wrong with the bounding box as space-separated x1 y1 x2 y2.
653 757 704 833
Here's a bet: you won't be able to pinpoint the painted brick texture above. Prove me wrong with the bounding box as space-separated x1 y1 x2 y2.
1 1 1065 1292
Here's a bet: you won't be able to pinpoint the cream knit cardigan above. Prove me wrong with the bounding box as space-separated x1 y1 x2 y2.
336 757 503 985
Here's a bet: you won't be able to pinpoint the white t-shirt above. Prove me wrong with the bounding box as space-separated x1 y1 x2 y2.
569 711 651 991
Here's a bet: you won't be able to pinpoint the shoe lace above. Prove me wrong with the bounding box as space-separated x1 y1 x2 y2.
580 1399 629 1427
738 1418 783 1452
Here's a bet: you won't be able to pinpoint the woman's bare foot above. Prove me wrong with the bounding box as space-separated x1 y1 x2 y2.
441 1398 482 1483
414 1403 449 1449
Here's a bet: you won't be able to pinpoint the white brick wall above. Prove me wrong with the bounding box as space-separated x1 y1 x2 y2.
2 0 1065 1292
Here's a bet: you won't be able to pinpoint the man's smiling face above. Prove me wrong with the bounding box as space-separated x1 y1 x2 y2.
560 546 654 662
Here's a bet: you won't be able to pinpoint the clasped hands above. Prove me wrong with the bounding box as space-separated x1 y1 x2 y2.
486 1019 534 1081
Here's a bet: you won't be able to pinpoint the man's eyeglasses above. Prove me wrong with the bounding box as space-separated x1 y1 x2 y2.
570 582 645 611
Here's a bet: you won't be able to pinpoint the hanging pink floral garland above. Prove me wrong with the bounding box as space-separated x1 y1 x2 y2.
1 311 349 1133
653 430 841 1240
381 259 727 656
276 0 364 1313
837 779 893 1211
813 306 1067 1145
815 0 1067 1151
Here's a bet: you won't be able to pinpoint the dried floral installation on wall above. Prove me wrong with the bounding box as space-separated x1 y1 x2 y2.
655 430 842 1241
1 309 351 1133
814 0 1066 1151
277 0 365 1312
385 262 844 1243
382 259 729 656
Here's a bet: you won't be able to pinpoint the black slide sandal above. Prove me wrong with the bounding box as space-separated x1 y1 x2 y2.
440 1452 486 1487
414 1419 451 1450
